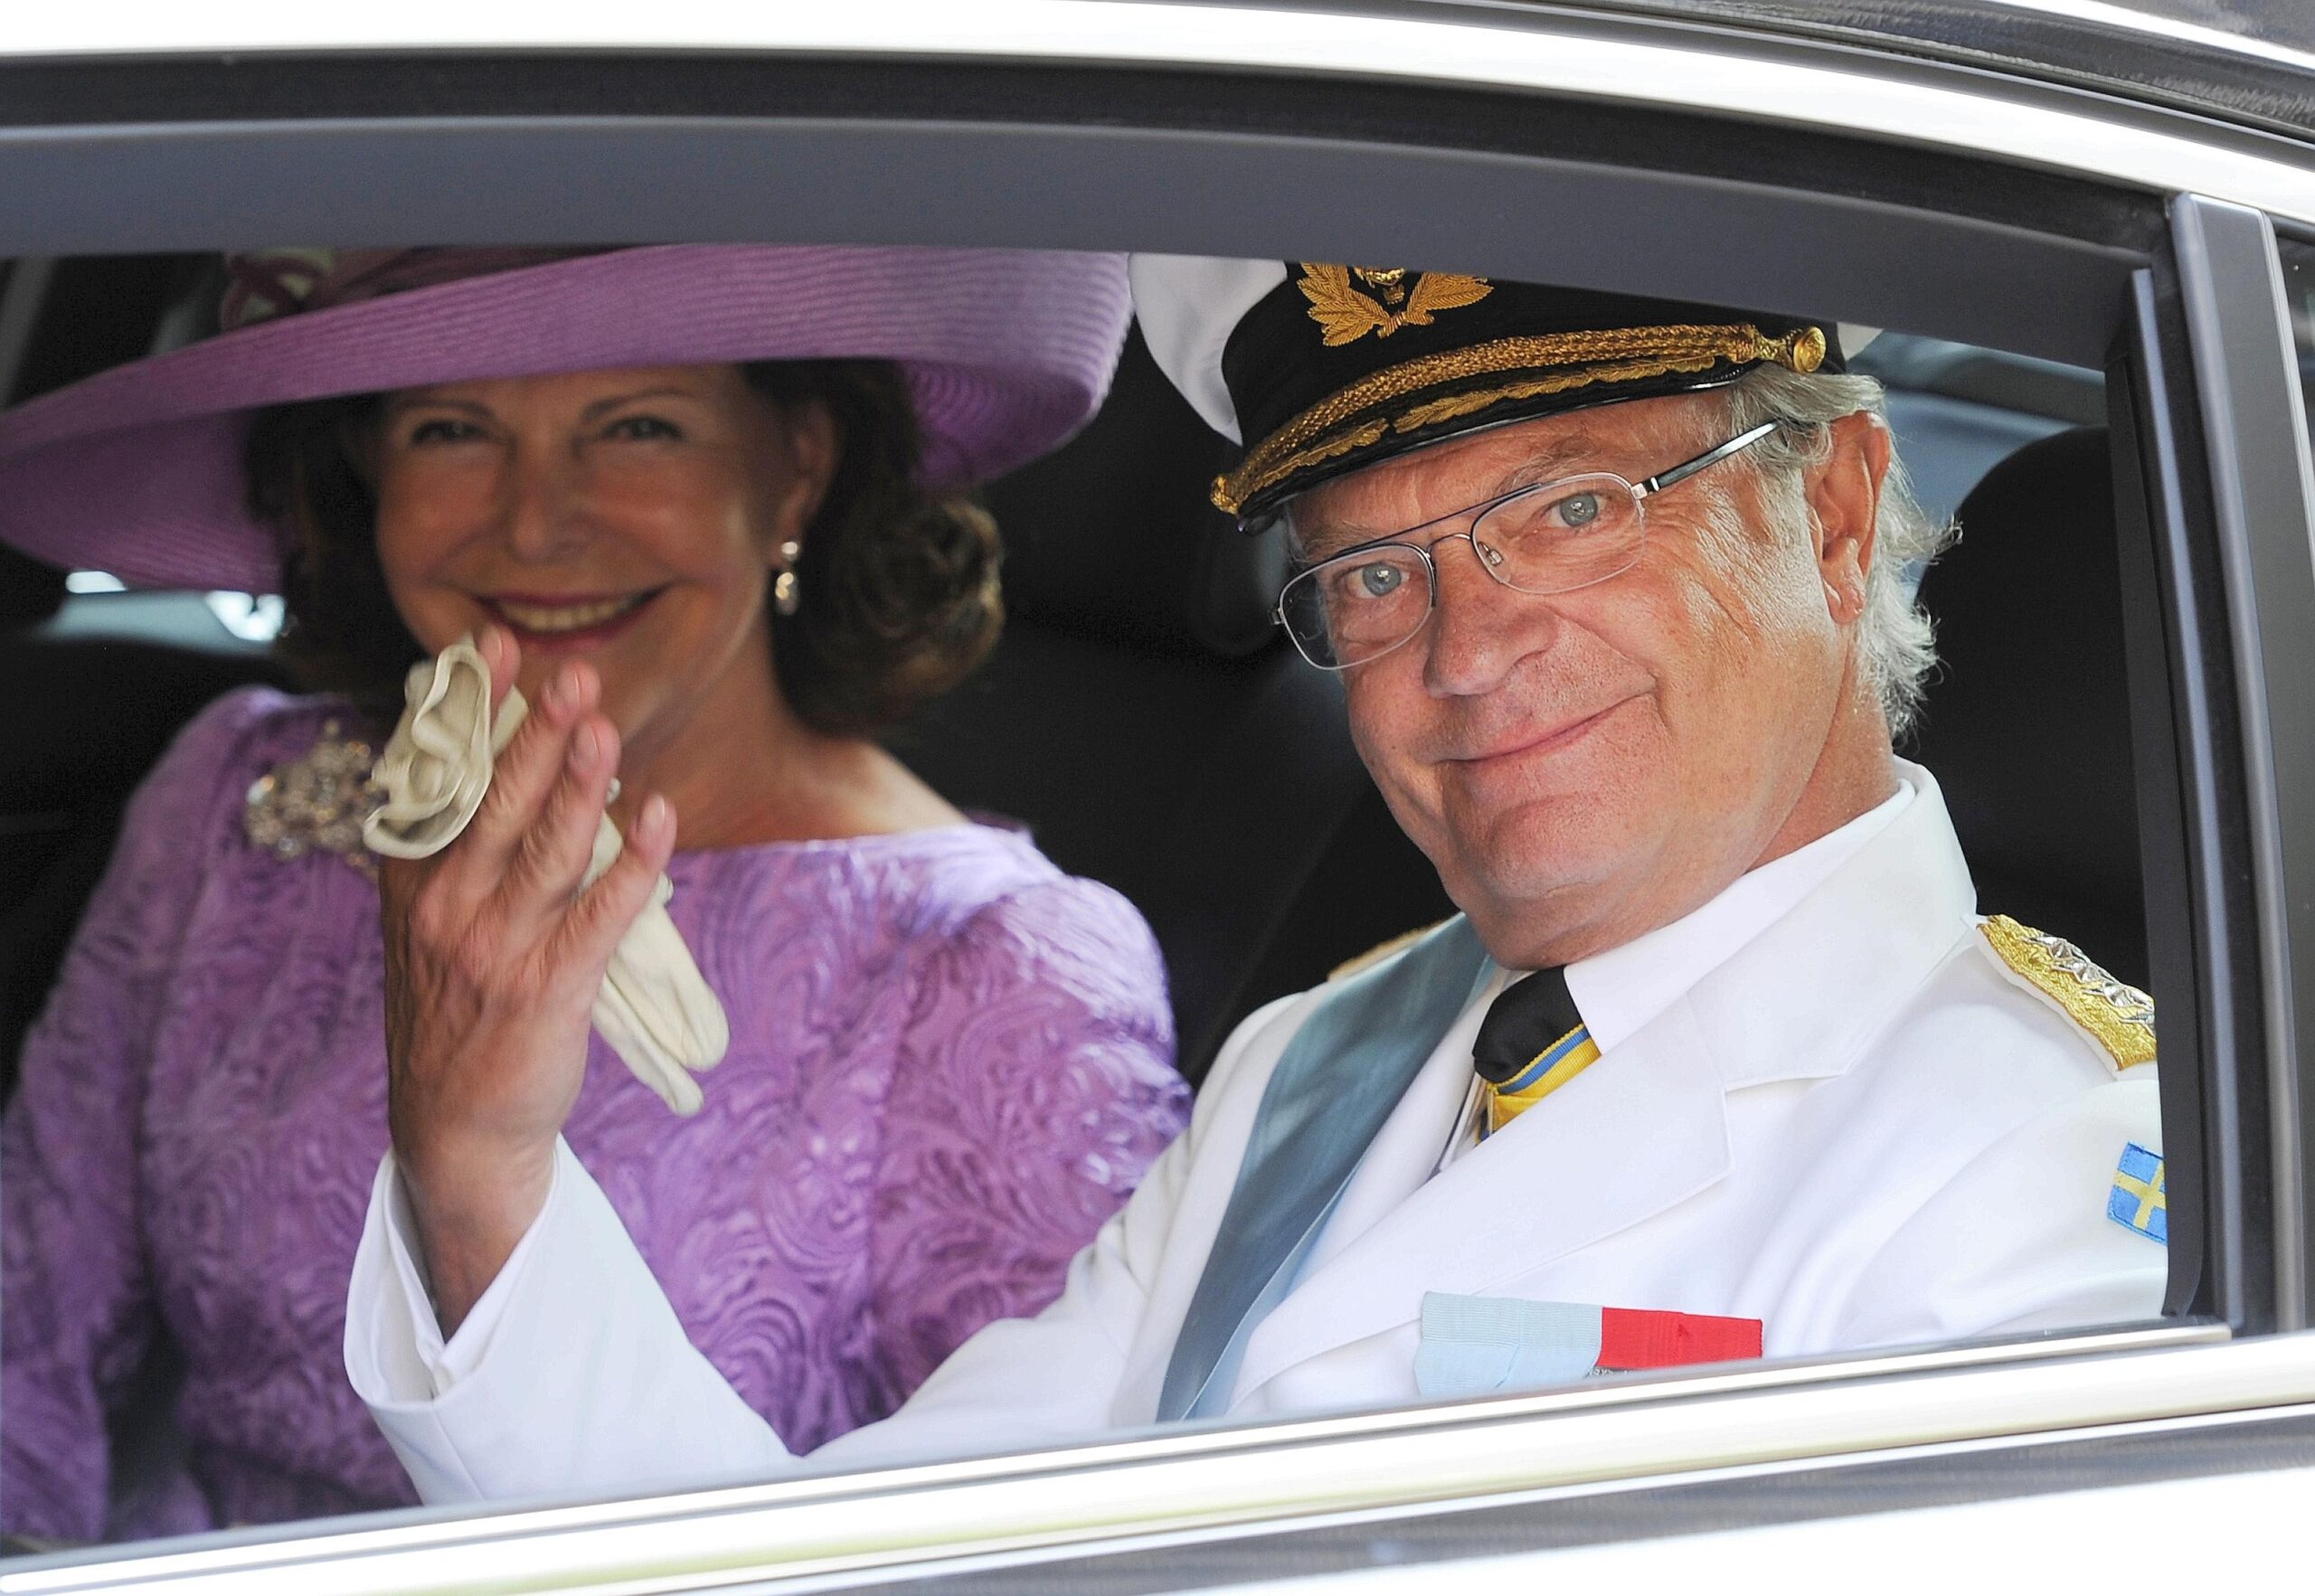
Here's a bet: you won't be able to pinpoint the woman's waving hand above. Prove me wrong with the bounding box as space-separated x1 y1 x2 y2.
380 627 676 1334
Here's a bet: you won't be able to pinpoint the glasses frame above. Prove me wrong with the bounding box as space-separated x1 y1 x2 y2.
1271 419 1785 671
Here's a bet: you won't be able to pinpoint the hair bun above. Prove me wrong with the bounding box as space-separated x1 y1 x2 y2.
760 361 1007 736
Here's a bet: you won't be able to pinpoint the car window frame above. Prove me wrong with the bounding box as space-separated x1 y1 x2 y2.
4 6 2315 1590
2118 196 2315 1332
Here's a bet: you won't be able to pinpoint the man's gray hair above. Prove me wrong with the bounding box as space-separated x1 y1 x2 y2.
1718 365 1955 740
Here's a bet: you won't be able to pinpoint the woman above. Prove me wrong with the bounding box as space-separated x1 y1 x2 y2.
0 246 1187 1541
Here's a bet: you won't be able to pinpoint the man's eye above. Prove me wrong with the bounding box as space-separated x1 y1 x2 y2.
605 415 682 442
1337 562 1406 601
1545 490 1602 529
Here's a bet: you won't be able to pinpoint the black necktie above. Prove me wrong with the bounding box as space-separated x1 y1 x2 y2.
1469 966 1596 1135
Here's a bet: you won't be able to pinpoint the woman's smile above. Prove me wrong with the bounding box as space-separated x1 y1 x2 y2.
480 587 666 652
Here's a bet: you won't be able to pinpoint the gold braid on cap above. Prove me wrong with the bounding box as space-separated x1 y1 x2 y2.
1213 322 1826 515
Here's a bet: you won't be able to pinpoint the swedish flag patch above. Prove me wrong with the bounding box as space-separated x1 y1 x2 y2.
2108 1142 2167 1245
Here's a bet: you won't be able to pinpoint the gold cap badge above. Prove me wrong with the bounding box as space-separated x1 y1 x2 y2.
1297 263 1494 346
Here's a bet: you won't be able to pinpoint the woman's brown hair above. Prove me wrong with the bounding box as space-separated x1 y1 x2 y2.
244 360 1003 736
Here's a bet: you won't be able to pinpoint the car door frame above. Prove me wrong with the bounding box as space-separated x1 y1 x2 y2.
5 5 2315 1591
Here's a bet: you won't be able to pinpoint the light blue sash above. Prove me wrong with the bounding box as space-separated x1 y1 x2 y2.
1156 915 1492 1421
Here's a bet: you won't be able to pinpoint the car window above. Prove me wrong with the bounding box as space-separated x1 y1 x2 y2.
0 244 2169 1558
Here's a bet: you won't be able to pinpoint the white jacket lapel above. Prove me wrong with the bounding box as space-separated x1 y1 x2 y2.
1691 764 1977 1090
1225 762 1980 1407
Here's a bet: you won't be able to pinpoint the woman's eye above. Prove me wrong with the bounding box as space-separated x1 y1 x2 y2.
605 415 682 442
406 418 481 446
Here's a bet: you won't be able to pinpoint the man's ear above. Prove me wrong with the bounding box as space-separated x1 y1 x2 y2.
1807 410 1891 626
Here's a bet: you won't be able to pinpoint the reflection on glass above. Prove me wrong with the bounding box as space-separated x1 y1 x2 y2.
2282 241 2315 453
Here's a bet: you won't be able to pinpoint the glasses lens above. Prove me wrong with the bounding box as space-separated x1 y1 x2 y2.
1280 545 1432 668
1474 475 1644 595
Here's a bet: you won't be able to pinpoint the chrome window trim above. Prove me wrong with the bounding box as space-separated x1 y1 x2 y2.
1 3 2310 222
814 1401 2315 1590
18 1322 2311 1596
1216 1451 2315 1590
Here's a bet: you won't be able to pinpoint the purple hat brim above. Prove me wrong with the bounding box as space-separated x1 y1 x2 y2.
0 244 1132 592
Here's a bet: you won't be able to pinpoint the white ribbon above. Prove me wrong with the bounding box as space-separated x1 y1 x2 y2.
363 638 729 1115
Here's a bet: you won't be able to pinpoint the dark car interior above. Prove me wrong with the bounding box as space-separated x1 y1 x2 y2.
0 253 2142 1100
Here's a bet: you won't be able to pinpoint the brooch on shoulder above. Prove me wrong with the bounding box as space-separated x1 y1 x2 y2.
242 719 383 875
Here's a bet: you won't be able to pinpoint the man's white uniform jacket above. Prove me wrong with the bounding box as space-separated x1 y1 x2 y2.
346 762 2168 1504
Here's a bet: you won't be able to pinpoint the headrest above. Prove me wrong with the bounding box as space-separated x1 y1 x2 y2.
981 325 1287 659
1913 426 2141 948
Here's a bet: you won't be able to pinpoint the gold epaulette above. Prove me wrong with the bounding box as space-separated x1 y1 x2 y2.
1329 920 1451 983
1979 914 2157 1072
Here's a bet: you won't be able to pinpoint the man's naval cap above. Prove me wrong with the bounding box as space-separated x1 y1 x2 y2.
1130 255 1844 527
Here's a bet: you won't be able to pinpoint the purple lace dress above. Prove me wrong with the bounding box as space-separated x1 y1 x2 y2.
2 690 1186 1542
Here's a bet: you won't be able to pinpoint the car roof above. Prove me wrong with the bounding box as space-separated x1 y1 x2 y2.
4 2 2307 234
1482 0 2315 140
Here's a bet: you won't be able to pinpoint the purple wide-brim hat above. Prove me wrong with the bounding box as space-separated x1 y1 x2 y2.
0 244 1133 593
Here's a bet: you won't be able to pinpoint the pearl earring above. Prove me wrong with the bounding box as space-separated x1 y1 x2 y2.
773 541 802 618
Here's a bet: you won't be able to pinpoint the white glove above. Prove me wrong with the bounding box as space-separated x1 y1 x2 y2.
363 637 729 1115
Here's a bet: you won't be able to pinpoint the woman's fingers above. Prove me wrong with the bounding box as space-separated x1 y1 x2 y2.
477 623 520 709
437 658 595 892
551 795 677 986
500 710 622 931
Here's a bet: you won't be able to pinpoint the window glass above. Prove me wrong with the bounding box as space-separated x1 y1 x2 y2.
0 243 2169 1573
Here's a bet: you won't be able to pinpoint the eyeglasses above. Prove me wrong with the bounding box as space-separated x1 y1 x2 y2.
1271 420 1782 670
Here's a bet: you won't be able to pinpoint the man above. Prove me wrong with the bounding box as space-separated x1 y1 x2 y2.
346 258 2165 1502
